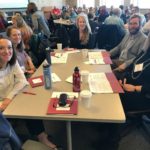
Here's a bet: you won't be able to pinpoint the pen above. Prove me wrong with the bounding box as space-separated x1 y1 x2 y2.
23 91 36 95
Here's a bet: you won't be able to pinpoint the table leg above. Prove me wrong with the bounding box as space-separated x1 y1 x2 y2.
66 121 72 150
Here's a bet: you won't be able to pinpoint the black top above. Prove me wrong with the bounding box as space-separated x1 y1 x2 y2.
124 48 150 96
69 27 95 49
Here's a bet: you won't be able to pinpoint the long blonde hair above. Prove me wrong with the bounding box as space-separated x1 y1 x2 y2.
76 13 91 45
12 14 33 49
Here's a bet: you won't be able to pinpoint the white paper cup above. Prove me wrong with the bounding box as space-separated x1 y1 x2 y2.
82 49 88 59
80 90 92 108
81 70 89 83
57 43 62 50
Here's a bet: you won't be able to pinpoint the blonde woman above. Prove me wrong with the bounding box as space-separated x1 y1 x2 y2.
11 14 33 51
69 13 95 49
6 26 35 77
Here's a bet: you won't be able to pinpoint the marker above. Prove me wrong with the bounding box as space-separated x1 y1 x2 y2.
23 91 36 95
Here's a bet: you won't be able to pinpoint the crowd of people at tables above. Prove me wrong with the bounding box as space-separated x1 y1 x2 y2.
0 2 150 150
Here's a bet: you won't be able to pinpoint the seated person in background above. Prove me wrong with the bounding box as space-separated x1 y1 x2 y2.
6 26 35 77
0 17 5 32
119 33 150 113
51 6 61 19
69 13 95 49
88 12 99 33
104 8 125 31
131 6 146 27
68 7 77 23
142 11 150 35
44 11 56 35
109 14 147 79
11 14 33 51
27 2 51 39
98 5 109 24
0 37 57 149
0 11 9 29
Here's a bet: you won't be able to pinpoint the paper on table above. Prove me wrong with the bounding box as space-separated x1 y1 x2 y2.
56 104 70 111
65 76 72 83
65 76 82 83
89 73 113 93
88 52 105 64
32 78 42 84
89 59 105 64
51 92 78 99
51 53 68 64
88 52 103 59
52 73 61 82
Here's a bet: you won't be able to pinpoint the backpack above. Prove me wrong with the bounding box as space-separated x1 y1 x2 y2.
0 112 22 150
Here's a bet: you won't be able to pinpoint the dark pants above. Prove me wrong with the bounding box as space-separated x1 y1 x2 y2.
120 92 150 113
25 119 44 136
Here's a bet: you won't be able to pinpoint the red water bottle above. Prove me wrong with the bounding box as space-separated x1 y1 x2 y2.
73 66 81 92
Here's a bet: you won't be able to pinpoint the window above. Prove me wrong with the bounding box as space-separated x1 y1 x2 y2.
131 0 150 9
99 0 124 8
0 0 28 8
77 0 95 8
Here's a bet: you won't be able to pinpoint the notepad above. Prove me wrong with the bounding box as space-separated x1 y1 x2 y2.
28 75 44 88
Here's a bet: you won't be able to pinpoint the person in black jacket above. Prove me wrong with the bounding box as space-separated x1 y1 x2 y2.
119 33 150 112
69 13 95 49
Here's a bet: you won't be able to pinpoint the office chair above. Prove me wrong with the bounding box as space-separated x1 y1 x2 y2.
120 109 150 138
96 24 125 50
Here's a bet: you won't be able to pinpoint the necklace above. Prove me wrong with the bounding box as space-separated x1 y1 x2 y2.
131 52 150 80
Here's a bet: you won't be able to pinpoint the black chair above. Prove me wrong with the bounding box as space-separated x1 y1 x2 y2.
89 20 99 33
96 24 125 50
120 109 150 138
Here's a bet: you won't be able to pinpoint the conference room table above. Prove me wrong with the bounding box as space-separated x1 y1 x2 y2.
4 50 126 150
54 18 74 26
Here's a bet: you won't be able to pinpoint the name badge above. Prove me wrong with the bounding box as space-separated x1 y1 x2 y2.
134 63 143 72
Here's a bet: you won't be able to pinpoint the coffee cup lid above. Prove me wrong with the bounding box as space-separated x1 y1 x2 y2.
80 90 92 98
81 70 89 75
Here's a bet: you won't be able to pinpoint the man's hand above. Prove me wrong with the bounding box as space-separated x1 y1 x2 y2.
114 63 126 72
0 98 12 111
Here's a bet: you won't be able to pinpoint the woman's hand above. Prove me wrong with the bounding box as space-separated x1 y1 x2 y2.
119 78 135 92
25 57 36 74
0 98 12 111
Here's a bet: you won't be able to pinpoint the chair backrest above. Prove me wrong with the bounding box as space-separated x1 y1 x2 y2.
55 25 69 48
29 33 51 67
96 24 125 50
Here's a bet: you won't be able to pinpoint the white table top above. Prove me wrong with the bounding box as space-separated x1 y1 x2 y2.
4 51 125 123
54 19 74 26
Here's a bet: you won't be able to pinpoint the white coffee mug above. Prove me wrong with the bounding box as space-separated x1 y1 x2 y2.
80 90 92 108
